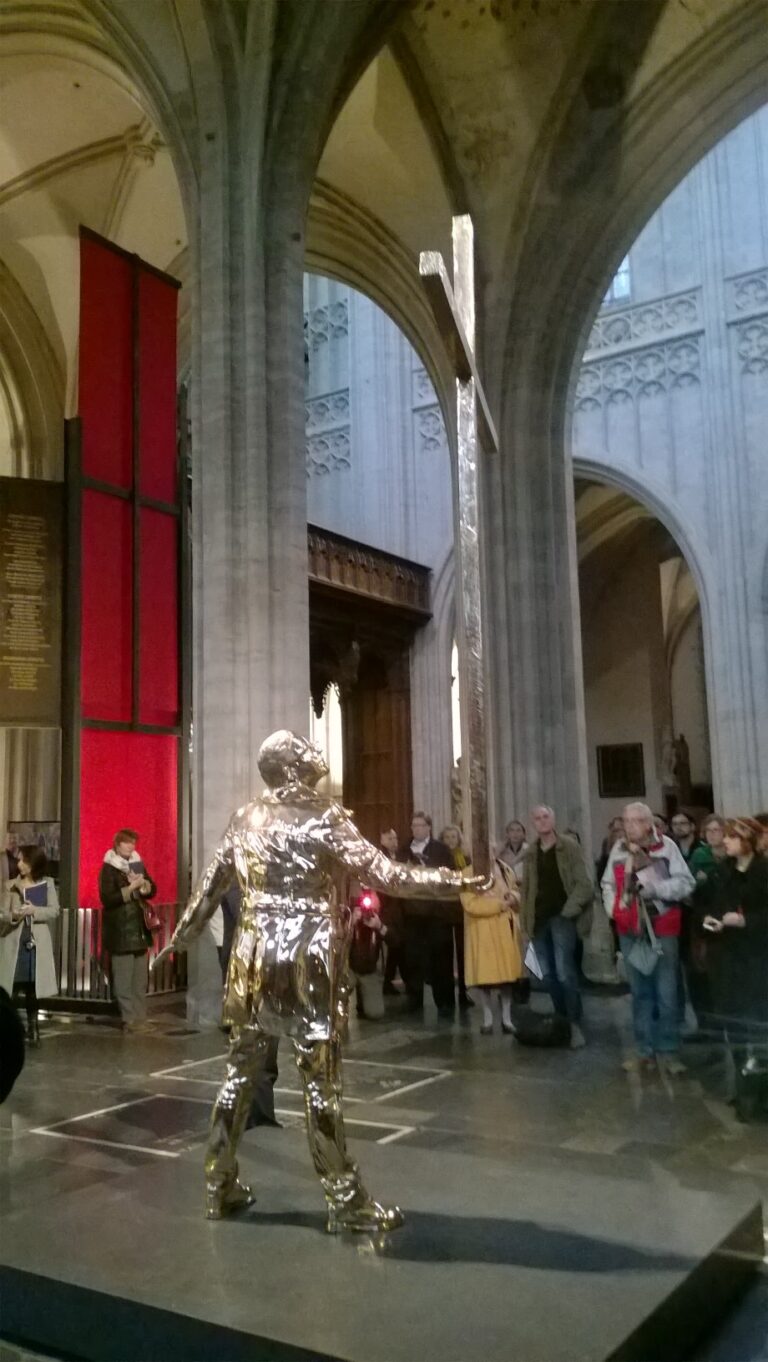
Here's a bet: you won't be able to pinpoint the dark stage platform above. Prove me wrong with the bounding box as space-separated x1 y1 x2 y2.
0 1126 762 1362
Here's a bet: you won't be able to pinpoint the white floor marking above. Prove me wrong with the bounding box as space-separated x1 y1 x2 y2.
30 1092 212 1152
375 1126 416 1145
150 1054 450 1080
31 1094 159 1130
370 1071 451 1103
150 1054 451 1107
273 1109 413 1145
31 1130 179 1158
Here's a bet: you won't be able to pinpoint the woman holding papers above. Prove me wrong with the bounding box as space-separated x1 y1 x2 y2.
0 845 60 1045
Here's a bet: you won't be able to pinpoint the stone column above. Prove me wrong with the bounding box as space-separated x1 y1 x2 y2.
482 373 592 848
180 59 311 1023
690 152 768 813
182 0 396 1023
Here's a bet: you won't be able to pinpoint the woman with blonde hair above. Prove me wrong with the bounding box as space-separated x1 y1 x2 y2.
460 864 524 1035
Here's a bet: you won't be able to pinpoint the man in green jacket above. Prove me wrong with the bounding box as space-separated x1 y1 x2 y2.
520 806 594 1049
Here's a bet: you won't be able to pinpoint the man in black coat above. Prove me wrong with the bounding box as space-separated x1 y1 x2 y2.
400 812 456 1018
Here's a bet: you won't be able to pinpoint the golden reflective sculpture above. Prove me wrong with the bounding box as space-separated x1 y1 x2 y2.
157 730 486 1233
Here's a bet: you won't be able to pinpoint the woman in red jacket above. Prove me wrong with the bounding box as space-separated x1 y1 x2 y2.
601 803 695 1076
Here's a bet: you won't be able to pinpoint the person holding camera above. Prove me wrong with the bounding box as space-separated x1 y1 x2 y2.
602 803 694 1075
349 889 390 1020
99 829 157 1033
0 845 60 1046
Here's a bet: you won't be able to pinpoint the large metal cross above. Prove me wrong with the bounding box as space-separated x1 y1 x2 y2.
420 215 498 875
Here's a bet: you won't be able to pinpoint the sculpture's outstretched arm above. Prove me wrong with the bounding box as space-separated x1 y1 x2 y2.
153 831 236 967
319 814 490 898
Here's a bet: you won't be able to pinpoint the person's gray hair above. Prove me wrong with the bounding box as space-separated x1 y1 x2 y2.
623 801 654 822
532 804 555 819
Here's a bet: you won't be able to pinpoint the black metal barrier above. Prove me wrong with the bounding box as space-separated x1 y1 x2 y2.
47 904 187 1012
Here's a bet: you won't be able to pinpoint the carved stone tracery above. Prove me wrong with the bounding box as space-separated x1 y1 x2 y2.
735 320 768 375
728 268 768 318
576 337 701 411
584 290 701 358
305 386 351 477
305 300 349 352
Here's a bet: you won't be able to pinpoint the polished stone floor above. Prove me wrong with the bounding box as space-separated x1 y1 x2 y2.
0 986 766 1360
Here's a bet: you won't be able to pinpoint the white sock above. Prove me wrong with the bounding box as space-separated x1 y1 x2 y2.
500 988 513 1027
482 989 494 1028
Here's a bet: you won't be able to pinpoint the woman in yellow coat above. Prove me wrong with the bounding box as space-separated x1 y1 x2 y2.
461 866 524 1034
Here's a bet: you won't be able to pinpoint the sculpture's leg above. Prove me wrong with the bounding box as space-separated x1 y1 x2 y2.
293 1035 404 1234
204 1025 270 1219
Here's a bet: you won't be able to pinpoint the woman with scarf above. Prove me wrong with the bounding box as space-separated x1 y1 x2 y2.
702 817 768 1121
99 829 157 1033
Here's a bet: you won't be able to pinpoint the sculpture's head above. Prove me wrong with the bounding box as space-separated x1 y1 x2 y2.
258 730 329 791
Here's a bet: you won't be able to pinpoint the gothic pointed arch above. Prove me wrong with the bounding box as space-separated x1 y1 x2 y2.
0 262 64 478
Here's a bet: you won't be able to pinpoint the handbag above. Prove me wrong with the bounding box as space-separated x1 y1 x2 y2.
513 1007 572 1048
626 899 663 976
141 900 162 934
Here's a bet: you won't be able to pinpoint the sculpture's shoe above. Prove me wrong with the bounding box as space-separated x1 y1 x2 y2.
205 1179 255 1220
326 1192 404 1234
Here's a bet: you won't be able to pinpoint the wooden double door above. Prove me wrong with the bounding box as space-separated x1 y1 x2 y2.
310 601 425 848
341 648 412 847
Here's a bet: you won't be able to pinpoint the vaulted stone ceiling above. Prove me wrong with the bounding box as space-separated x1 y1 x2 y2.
316 0 766 403
0 0 764 428
319 0 748 276
0 48 186 411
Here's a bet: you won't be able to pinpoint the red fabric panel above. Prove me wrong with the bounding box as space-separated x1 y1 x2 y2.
81 490 133 722
138 272 178 505
139 509 179 726
79 729 178 908
79 236 133 488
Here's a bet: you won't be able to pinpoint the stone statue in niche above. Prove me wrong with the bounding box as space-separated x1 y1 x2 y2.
660 725 677 789
673 733 692 801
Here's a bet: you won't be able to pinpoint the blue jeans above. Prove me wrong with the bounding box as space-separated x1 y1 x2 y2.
532 916 582 1023
620 934 680 1056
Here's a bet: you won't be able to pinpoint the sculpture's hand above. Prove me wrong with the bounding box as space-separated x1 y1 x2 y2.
151 941 184 971
463 871 494 894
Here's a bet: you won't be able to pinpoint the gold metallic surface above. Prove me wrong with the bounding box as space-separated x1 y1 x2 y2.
162 730 486 1233
419 215 497 876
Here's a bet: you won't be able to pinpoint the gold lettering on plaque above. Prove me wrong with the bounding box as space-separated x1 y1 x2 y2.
0 512 52 692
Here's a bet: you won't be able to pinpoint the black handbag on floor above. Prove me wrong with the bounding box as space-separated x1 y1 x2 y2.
512 1007 572 1048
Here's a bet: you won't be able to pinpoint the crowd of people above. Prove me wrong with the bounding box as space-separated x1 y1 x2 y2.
1 799 766 1122
346 802 768 1120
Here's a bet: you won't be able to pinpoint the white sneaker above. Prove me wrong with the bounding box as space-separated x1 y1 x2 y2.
570 1024 586 1050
